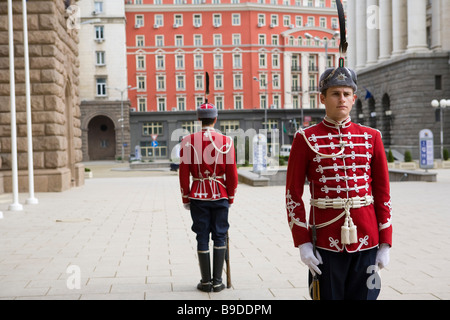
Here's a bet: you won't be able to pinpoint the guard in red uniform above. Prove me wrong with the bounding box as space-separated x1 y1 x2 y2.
179 102 238 292
285 64 392 300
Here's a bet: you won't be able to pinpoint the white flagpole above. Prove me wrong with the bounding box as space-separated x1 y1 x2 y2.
8 0 23 211
22 0 38 205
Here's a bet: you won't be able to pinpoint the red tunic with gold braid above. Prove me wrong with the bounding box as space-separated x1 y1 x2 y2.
286 117 392 253
179 128 238 204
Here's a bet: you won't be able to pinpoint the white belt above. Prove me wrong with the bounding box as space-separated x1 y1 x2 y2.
310 195 374 210
192 175 226 188
309 195 374 245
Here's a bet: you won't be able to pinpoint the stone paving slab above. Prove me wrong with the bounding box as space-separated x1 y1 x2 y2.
0 162 449 300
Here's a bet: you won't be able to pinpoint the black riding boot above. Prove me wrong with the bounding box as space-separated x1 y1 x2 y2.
197 251 212 292
212 246 226 292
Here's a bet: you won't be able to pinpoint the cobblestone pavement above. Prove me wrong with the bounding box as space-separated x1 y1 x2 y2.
0 162 449 300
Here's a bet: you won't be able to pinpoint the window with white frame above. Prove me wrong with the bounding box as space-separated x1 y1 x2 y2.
214 74 223 90
157 97 166 111
271 35 278 45
96 78 106 96
273 95 280 109
234 95 243 110
175 54 184 69
136 55 145 70
196 96 203 108
138 97 146 112
135 15 144 27
177 97 186 111
193 14 202 27
233 53 242 69
194 34 202 46
232 13 240 25
258 14 265 26
259 53 267 68
307 16 314 26
94 26 104 40
213 14 221 26
195 74 204 91
155 15 163 27
272 54 279 68
320 17 326 28
137 75 146 91
156 55 164 70
176 75 185 90
96 51 105 66
233 74 242 89
260 94 267 109
283 15 290 26
136 35 144 47
215 96 224 110
94 1 103 13
258 34 266 45
156 35 164 47
214 53 223 69
272 74 280 89
214 34 222 46
175 35 183 47
295 16 303 27
194 54 203 69
157 75 166 91
232 34 241 45
174 14 183 26
271 14 278 26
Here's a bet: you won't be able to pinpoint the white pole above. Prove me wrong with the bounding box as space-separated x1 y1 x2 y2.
8 0 23 211
22 0 38 205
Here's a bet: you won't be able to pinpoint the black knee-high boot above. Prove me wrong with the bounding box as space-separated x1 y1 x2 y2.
197 251 212 292
212 246 226 292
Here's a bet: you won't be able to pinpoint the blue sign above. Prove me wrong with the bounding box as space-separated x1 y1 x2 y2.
419 129 434 170
151 140 158 148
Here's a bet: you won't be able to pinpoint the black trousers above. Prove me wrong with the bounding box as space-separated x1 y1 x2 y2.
190 199 229 251
309 248 380 300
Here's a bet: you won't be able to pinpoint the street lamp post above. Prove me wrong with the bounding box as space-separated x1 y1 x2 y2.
431 99 449 162
108 86 137 162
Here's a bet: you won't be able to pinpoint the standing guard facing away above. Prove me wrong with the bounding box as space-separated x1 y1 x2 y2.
285 63 393 300
179 102 238 292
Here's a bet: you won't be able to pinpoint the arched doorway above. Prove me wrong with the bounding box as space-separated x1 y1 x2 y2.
88 116 116 160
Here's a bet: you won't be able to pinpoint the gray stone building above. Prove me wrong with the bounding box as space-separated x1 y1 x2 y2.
347 0 450 160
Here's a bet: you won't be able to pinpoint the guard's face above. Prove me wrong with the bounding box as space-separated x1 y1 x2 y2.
320 87 356 123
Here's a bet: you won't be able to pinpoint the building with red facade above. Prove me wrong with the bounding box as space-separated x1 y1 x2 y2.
124 0 344 159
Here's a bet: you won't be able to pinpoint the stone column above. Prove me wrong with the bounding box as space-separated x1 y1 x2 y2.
355 0 367 69
379 0 393 61
392 0 408 56
347 0 357 69
442 0 450 51
366 0 379 66
406 0 429 53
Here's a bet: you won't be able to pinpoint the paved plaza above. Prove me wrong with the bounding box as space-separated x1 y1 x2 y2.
0 161 449 300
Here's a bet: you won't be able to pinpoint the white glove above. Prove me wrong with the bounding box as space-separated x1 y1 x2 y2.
375 243 390 269
299 242 323 276
183 203 190 211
